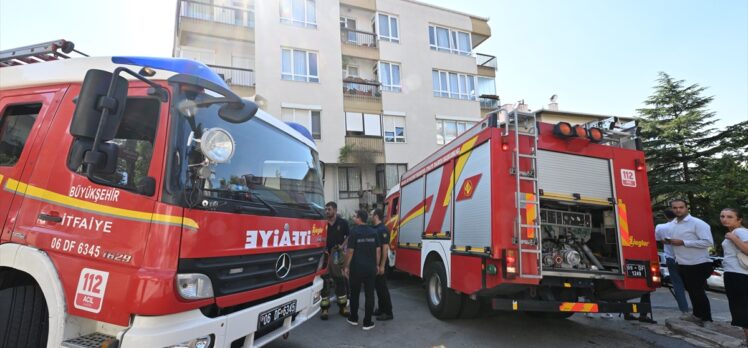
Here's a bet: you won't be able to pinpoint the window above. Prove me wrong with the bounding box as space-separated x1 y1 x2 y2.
429 25 471 55
436 119 477 145
73 98 160 194
338 167 362 199
281 107 321 139
383 115 406 143
432 69 476 100
345 112 381 136
0 103 41 166
340 17 357 43
342 65 359 78
281 48 319 82
376 13 399 43
377 62 401 92
280 0 316 28
376 164 407 191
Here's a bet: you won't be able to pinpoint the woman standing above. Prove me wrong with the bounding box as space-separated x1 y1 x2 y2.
720 208 748 345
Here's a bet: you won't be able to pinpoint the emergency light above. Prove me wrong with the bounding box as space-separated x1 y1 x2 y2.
553 122 605 143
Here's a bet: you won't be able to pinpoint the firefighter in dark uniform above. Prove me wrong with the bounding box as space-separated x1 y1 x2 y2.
371 209 393 320
321 202 350 320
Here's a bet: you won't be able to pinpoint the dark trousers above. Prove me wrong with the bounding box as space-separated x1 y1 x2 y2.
321 272 348 310
349 270 376 324
678 262 714 321
375 274 393 315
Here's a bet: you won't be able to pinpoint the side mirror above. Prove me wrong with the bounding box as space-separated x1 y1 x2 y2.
218 100 258 124
137 176 156 196
70 69 128 140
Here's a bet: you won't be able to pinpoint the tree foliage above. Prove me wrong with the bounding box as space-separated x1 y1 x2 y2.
638 72 748 245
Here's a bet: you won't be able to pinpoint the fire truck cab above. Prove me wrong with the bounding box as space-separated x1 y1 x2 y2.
0 41 327 347
385 109 660 319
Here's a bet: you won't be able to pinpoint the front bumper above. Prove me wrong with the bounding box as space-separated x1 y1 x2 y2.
492 298 651 314
119 276 323 348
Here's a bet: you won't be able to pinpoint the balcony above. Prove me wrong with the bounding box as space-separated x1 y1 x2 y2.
340 0 376 11
342 135 385 164
341 29 379 60
343 79 382 114
209 64 255 96
476 53 497 77
479 96 500 113
178 0 255 42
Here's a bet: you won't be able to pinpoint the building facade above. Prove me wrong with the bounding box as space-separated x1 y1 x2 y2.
173 0 497 214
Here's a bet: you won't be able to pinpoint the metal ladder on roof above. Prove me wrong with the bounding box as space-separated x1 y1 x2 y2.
505 109 543 279
0 39 86 67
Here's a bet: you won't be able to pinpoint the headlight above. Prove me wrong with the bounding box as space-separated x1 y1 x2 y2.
200 128 235 163
166 335 213 348
176 273 214 300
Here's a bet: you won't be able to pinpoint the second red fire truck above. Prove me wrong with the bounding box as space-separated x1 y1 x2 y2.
385 110 660 319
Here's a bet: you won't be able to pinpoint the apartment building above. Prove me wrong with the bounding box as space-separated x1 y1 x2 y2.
173 0 498 213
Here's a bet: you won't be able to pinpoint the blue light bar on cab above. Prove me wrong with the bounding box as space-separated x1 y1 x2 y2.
111 57 228 88
285 122 315 143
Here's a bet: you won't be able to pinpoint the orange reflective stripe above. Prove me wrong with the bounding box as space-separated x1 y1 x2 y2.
618 199 631 246
525 193 536 239
559 302 599 312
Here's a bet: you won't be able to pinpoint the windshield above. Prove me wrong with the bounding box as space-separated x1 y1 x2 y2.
170 85 324 219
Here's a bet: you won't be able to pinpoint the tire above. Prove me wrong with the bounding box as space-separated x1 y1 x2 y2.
459 295 481 319
0 272 49 348
424 261 462 319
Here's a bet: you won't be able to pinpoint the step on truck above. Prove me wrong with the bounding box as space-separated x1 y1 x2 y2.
384 109 660 319
0 40 328 347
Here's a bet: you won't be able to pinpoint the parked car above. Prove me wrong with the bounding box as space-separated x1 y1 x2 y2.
706 268 725 291
658 252 671 286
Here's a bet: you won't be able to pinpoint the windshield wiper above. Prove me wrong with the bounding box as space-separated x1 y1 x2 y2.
200 188 278 216
279 202 325 219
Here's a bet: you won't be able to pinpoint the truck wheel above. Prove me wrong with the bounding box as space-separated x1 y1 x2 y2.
459 295 481 319
425 261 461 319
0 272 49 348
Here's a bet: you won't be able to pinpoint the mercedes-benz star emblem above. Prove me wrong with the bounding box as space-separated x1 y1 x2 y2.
275 253 292 279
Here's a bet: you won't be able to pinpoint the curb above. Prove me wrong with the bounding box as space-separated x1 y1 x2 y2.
665 319 745 348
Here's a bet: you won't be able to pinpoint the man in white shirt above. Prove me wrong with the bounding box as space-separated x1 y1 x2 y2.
655 209 689 313
665 199 714 324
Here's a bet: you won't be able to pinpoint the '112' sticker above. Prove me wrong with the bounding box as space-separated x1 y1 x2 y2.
74 268 109 313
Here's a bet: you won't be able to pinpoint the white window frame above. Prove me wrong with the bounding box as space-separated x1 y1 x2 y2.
281 107 321 139
345 112 382 137
342 64 359 78
432 69 476 100
280 0 317 28
281 48 319 83
429 25 472 55
378 61 401 93
436 119 477 145
338 166 362 199
376 13 399 43
383 115 406 143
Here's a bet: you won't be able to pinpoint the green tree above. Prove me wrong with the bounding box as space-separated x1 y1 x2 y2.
638 72 722 211
638 73 748 254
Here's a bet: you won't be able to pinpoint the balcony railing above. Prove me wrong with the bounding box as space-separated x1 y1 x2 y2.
343 135 385 163
180 0 255 28
343 80 381 100
208 64 255 87
340 28 377 48
476 53 497 69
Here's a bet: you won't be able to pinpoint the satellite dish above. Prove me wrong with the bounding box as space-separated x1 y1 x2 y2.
550 94 558 102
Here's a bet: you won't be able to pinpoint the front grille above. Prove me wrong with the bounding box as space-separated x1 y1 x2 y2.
179 248 323 297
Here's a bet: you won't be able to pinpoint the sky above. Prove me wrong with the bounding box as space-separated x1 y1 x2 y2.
1 0 746 129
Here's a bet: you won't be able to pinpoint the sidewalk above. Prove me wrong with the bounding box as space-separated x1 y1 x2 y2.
649 306 746 347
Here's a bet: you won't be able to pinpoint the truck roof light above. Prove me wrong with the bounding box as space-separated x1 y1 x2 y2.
588 127 604 142
111 57 228 88
553 122 573 138
573 125 587 138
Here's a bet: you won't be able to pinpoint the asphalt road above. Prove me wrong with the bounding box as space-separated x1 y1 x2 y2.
266 273 733 348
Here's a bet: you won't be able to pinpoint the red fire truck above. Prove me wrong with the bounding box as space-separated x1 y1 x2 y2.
384 109 660 319
0 40 327 347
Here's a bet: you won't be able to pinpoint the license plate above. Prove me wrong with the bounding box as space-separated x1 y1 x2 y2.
258 300 297 330
625 263 646 278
